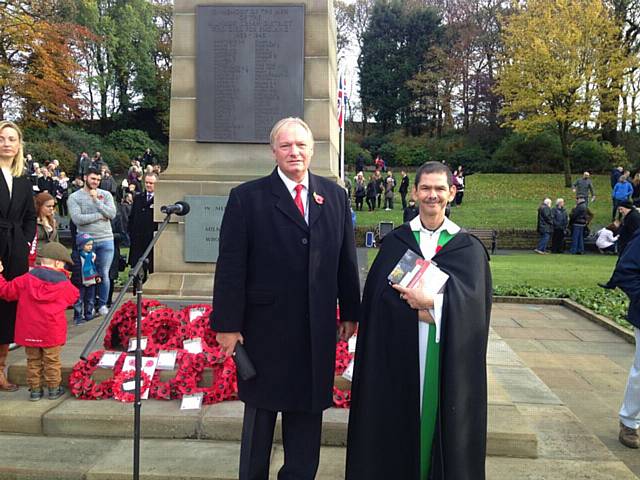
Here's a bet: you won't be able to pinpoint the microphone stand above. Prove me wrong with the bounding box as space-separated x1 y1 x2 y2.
80 209 181 480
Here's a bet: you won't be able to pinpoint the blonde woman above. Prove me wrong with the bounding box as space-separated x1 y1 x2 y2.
0 120 37 392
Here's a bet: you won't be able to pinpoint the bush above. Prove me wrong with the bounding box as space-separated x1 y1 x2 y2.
105 129 166 165
449 146 491 173
570 140 610 173
393 143 430 166
492 132 563 173
361 135 387 155
25 140 76 174
345 142 372 169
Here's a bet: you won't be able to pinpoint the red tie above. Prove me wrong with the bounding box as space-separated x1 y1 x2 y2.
294 184 305 217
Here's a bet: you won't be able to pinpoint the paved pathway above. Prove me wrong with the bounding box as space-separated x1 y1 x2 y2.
492 302 640 477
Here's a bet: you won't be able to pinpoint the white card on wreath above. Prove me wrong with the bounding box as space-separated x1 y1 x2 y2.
122 356 158 399
342 358 355 382
183 338 203 354
157 350 177 370
189 307 207 323
181 393 204 410
348 335 357 354
127 336 148 352
98 351 121 369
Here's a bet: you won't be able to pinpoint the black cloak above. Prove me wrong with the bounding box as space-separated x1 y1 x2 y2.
346 224 492 480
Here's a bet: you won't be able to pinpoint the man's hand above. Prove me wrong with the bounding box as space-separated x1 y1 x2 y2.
0 261 3 273
89 189 98 200
338 321 356 342
392 283 434 310
216 332 243 357
418 310 434 324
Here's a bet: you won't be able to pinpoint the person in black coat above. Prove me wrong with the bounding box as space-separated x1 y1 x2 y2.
551 198 569 253
0 121 37 391
535 198 553 254
127 173 157 278
617 201 640 255
210 118 360 480
346 162 491 480
365 175 377 211
399 170 410 210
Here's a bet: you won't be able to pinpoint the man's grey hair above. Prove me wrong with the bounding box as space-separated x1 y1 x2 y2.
269 117 314 150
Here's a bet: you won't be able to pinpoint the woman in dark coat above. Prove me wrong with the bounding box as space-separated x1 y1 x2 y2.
0 121 37 391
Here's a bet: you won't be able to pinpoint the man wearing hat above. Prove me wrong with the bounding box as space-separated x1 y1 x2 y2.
0 242 78 400
617 201 640 255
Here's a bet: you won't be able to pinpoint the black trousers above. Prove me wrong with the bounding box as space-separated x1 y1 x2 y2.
239 405 323 480
551 229 565 253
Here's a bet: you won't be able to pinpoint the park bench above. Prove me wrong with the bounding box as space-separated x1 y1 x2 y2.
467 228 497 255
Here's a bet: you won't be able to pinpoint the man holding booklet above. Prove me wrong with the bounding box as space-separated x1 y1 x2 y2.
346 161 492 480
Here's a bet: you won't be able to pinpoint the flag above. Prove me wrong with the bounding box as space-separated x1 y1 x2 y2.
338 75 348 129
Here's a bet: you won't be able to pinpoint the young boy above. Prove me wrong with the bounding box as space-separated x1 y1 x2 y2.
0 242 78 401
73 233 100 325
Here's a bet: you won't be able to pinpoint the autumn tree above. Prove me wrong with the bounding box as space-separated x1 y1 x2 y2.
497 0 632 186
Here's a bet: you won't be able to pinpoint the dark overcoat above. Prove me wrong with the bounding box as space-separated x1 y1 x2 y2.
128 193 155 272
346 224 492 480
606 230 640 328
210 168 361 413
0 174 36 344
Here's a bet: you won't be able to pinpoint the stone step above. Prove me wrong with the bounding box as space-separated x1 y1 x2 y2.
0 391 537 458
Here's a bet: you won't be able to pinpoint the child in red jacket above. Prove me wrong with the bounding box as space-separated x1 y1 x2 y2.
0 242 79 401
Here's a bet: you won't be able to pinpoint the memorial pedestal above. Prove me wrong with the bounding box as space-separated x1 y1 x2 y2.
150 0 339 295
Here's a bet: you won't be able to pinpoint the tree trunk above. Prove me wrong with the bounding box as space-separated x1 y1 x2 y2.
558 121 572 187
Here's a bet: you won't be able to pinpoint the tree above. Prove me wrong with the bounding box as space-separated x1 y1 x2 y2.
496 0 633 186
359 1 441 133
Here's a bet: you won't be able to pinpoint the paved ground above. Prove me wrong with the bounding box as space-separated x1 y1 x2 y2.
492 302 640 477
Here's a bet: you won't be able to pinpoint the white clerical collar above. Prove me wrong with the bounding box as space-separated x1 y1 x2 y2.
277 167 309 193
410 215 460 237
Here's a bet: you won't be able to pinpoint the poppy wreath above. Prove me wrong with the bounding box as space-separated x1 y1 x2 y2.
195 355 238 405
113 370 152 403
141 307 181 347
103 299 165 350
68 350 127 400
148 350 201 400
333 340 354 408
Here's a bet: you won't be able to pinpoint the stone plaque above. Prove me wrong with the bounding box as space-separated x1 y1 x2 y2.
196 5 305 143
184 195 229 263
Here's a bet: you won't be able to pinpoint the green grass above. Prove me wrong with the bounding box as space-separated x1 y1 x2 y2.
490 252 616 289
351 172 614 230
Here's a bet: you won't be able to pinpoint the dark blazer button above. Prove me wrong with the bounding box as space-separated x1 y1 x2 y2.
301 238 308 245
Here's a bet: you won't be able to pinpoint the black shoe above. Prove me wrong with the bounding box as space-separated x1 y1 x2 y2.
598 282 614 289
48 386 65 400
29 388 43 402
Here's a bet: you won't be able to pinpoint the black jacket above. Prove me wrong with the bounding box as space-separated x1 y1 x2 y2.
537 204 553 234
618 208 640 254
346 225 491 480
551 206 568 230
0 175 37 344
210 169 360 412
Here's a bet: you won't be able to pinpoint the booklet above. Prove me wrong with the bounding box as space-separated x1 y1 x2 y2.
157 350 177 370
388 249 449 294
342 358 355 382
122 355 158 400
348 335 357 354
127 336 148 352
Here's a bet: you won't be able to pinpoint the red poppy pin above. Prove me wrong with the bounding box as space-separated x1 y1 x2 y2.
313 192 324 205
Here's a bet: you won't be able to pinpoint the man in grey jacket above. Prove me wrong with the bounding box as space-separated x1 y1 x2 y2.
68 167 116 316
573 171 596 204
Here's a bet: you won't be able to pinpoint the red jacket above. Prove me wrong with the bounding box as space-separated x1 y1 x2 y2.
0 266 79 347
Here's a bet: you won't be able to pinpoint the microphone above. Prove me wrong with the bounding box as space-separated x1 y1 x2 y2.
160 201 190 216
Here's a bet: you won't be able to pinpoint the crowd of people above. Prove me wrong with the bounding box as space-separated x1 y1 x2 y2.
534 168 640 256
349 155 467 226
0 120 158 401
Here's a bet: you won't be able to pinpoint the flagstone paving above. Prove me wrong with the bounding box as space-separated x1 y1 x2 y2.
493 302 640 478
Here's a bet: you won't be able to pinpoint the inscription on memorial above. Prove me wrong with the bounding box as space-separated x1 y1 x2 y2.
196 5 305 143
184 195 229 263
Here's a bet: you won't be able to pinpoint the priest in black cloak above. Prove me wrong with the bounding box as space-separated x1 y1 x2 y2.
346 161 492 480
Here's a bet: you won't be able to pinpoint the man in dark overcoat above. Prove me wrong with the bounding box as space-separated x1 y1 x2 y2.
601 230 640 448
0 121 37 391
128 172 157 277
210 117 360 480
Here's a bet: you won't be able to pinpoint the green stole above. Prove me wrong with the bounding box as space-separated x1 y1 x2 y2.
412 229 455 479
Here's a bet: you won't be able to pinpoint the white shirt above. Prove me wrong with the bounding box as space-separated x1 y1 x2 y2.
1 167 12 198
410 215 460 413
596 228 618 249
277 167 309 224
